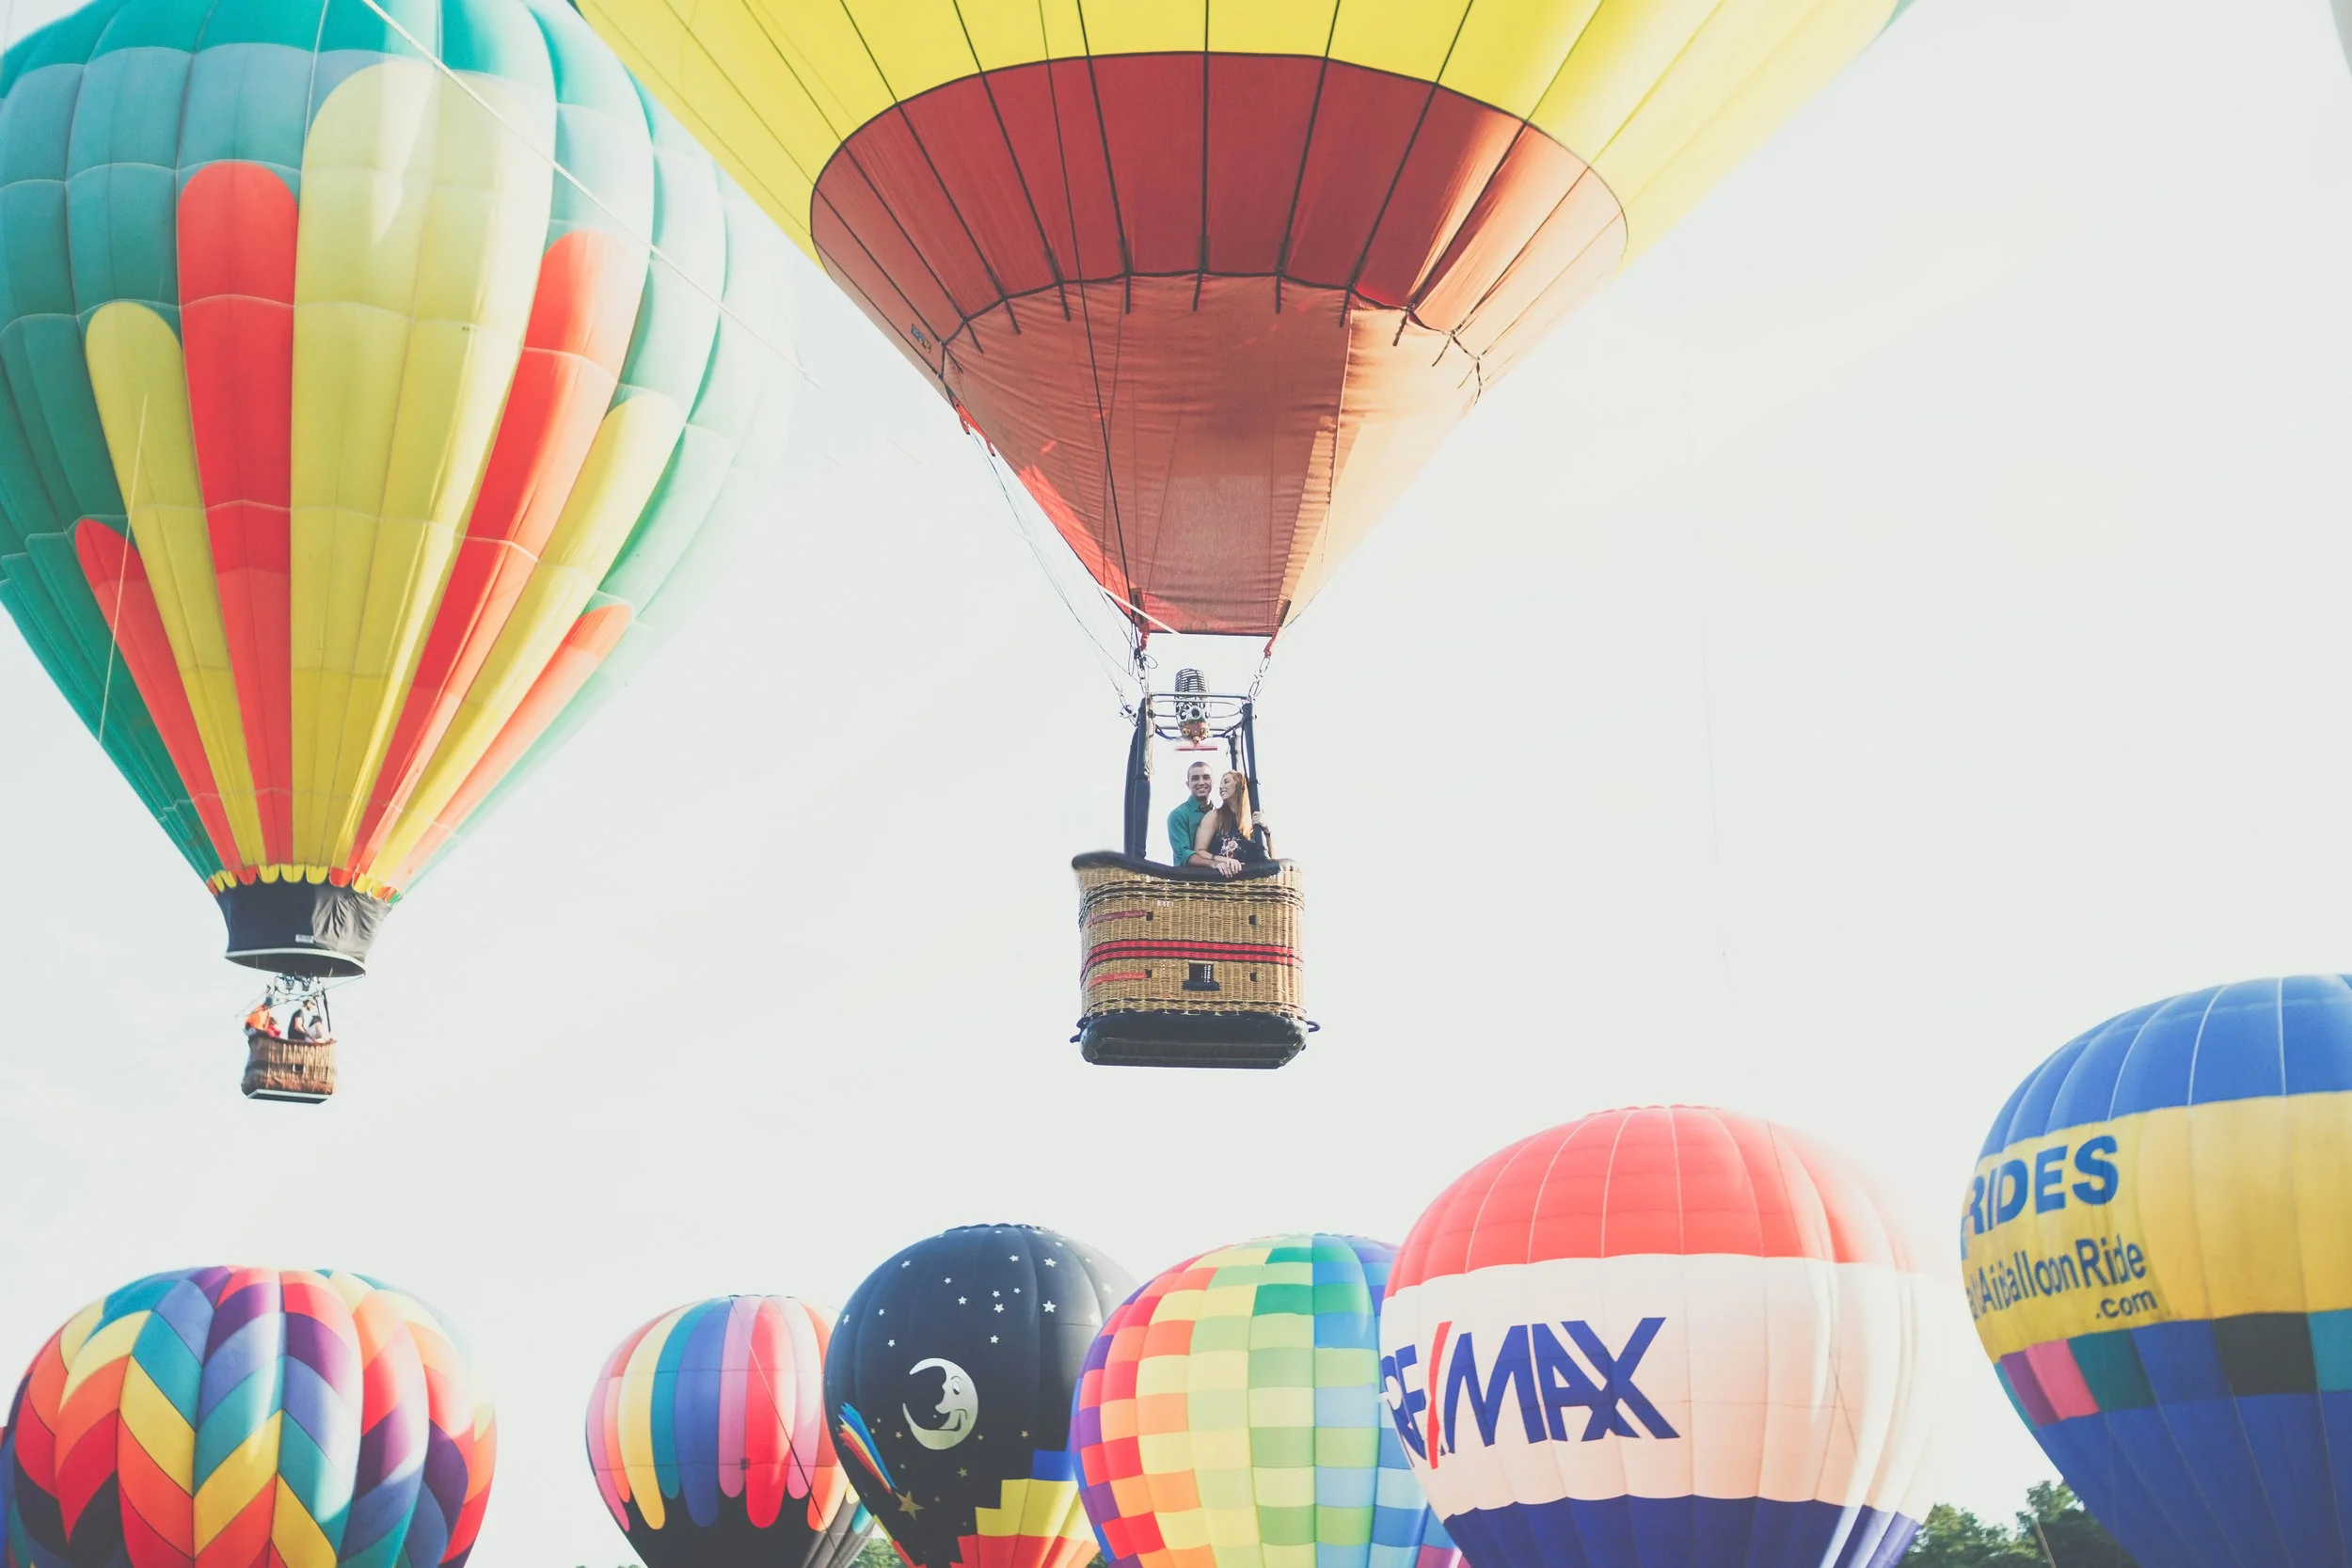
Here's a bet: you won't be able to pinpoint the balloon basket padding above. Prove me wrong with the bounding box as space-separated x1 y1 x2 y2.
1073 853 1305 1069
1080 1008 1307 1069
241 1028 335 1103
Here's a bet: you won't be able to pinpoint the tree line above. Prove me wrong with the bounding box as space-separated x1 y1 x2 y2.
1907 1482 2135 1567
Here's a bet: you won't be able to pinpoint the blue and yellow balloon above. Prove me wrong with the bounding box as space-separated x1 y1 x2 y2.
1966 974 2352 1568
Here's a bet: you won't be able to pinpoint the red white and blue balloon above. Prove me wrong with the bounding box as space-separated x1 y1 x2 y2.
1376 1106 1954 1568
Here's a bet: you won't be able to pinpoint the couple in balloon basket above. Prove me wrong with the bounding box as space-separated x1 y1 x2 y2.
1167 757 1274 877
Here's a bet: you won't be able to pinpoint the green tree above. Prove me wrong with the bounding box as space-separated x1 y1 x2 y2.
1901 1483 2136 1566
1904 1502 2042 1568
2014 1481 2134 1568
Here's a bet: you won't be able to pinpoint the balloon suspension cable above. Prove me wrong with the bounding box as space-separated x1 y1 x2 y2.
344 0 816 387
1248 641 1275 703
958 425 1139 704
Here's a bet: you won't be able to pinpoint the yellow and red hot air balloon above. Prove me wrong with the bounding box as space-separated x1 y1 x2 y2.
577 0 1921 641
0 0 794 1096
575 0 1928 1069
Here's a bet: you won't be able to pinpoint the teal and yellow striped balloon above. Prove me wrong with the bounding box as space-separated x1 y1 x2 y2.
1072 1235 1460 1568
0 0 792 982
0 1265 495 1564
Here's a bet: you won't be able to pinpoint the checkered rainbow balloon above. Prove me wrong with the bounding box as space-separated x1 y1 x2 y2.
0 1266 494 1565
1072 1234 1461 1568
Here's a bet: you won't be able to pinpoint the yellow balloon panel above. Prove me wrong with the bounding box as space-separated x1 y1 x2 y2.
289 60 555 868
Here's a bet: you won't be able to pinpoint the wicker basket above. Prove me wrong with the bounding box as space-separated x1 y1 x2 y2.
1073 853 1306 1068
241 1029 335 1103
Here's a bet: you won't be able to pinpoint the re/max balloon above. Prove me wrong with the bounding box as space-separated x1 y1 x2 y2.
1966 974 2352 1568
1380 1106 1951 1568
0 0 793 981
578 0 1920 640
825 1224 1132 1568
588 1295 876 1568
1073 1234 1461 1568
0 1267 494 1562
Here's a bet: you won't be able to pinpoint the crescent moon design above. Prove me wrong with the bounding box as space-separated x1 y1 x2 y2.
903 1356 978 1450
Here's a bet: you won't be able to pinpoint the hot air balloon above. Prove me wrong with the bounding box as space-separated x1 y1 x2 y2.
1963 974 2352 1568
825 1224 1132 1568
587 1295 878 1568
1379 1106 1952 1568
0 1265 494 1563
1073 1233 1463 1568
570 0 1925 1069
0 0 795 1100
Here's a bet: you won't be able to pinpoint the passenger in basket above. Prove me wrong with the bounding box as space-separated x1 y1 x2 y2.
289 999 327 1043
245 1003 280 1038
1168 759 1216 865
1191 770 1273 879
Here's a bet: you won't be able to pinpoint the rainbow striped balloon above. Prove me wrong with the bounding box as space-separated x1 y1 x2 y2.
587 1296 874 1568
0 1266 494 1566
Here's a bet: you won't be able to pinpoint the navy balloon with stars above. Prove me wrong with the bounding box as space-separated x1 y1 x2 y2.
825 1225 1135 1568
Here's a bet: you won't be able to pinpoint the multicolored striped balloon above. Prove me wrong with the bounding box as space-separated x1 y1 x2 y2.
0 0 793 980
1966 975 2352 1568
0 1266 494 1565
587 1295 876 1568
1073 1235 1460 1568
1379 1107 1953 1568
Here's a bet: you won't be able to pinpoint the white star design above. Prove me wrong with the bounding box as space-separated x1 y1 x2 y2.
959 1296 967 1305
1043 1259 1057 1268
993 1303 1004 1313
992 1291 1000 1298
991 1336 999 1344
1042 1302 1057 1313
888 1338 897 1346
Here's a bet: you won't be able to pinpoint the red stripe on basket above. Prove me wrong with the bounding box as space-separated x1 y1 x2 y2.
1085 941 1295 967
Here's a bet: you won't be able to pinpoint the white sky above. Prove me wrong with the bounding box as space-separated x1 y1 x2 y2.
3 0 2350 1557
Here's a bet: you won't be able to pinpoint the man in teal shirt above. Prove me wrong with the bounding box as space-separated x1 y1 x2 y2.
1167 759 1215 865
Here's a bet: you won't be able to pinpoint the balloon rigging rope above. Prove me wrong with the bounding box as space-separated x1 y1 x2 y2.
965 427 1138 701
345 0 818 387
